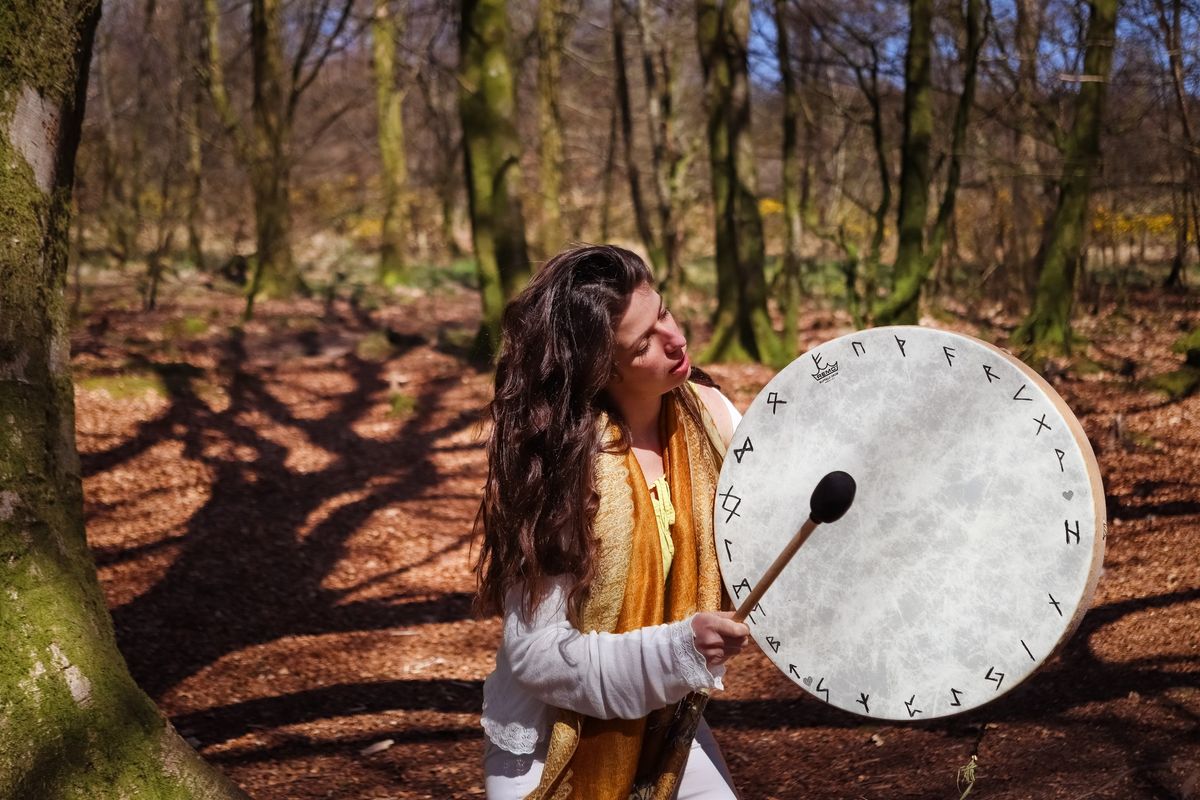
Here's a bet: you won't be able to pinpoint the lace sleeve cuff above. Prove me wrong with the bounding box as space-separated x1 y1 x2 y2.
669 618 725 692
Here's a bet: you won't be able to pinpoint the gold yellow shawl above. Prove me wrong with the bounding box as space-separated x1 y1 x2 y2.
527 384 727 800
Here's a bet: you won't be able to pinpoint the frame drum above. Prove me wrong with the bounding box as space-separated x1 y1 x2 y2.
715 326 1105 720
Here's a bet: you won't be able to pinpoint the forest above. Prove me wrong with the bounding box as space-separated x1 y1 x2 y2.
1 0 1197 797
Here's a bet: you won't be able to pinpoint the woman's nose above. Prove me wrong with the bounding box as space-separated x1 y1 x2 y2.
664 326 686 355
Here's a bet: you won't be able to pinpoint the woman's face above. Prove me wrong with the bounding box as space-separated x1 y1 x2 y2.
607 282 689 399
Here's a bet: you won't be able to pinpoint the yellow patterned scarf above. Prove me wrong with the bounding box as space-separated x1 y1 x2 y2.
526 384 726 800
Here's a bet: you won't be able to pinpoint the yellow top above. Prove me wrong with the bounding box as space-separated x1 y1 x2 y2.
648 475 676 579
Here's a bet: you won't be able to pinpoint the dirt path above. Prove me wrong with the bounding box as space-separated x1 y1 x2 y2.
73 282 1199 799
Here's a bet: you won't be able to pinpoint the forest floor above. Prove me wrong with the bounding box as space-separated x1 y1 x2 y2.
71 270 1199 799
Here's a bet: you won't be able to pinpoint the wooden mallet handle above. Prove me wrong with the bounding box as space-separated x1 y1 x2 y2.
628 472 856 799
731 470 857 624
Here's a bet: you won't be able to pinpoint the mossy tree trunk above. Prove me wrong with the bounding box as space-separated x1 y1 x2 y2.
373 0 409 288
0 3 250 797
537 0 566 258
1012 0 1118 355
697 0 783 365
245 0 296 307
874 0 983 326
459 0 532 361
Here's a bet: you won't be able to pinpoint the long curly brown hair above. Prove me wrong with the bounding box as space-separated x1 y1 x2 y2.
473 244 711 623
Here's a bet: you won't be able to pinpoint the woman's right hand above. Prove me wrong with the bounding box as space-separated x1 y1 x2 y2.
690 611 750 669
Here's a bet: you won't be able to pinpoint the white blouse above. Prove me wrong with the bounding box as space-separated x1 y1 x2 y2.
481 391 744 754
481 578 725 754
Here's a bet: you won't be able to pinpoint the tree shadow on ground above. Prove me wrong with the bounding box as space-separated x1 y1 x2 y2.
80 320 484 699
706 586 1200 732
171 678 483 748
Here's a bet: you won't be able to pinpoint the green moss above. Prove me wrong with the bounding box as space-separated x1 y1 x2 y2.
1145 367 1200 400
0 2 94 105
436 326 476 360
284 315 321 333
355 331 394 361
1171 328 1200 366
1071 354 1106 376
2 6 248 795
162 315 209 340
387 391 417 418
76 372 167 400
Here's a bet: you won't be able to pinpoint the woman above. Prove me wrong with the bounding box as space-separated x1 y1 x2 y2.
475 245 750 799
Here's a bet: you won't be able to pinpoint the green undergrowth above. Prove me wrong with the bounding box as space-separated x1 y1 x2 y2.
76 373 166 400
161 314 210 340
1145 368 1200 400
387 391 417 418
1172 328 1200 364
76 362 209 402
355 331 394 361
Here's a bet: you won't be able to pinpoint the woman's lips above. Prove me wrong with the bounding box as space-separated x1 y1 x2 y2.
671 353 690 375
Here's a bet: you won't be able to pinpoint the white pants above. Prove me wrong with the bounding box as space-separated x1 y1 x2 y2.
483 718 737 799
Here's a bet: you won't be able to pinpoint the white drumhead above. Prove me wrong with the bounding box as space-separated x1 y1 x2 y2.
715 326 1105 720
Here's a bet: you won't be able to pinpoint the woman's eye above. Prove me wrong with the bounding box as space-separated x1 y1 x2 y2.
635 341 651 356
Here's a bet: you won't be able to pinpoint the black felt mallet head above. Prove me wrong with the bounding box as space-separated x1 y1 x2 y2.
809 470 857 524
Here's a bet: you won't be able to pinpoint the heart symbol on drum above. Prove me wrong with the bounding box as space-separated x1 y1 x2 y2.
803 676 812 686
1063 490 1074 500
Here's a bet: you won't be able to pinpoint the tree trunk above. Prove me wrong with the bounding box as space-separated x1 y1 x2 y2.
537 0 565 257
204 0 298 314
0 3 249 797
601 100 618 240
1011 0 1042 296
697 0 782 365
1012 0 1118 356
884 0 933 323
95 44 136 266
247 0 297 305
1154 0 1197 289
875 0 982 326
186 68 206 272
373 0 409 287
1163 173 1185 288
634 0 683 300
459 0 532 360
612 0 662 275
774 0 803 355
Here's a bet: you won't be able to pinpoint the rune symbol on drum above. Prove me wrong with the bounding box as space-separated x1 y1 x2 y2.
718 486 742 522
